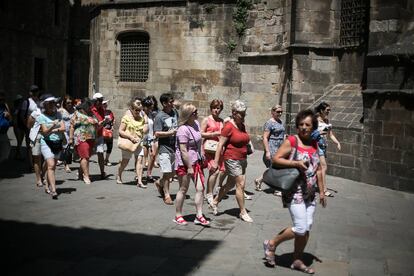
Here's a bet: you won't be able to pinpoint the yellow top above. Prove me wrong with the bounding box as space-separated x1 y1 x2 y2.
121 115 145 138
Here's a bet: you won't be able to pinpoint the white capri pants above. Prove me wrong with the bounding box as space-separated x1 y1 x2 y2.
287 200 316 236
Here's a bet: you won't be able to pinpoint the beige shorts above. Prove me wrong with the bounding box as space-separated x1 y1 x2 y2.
224 159 247 177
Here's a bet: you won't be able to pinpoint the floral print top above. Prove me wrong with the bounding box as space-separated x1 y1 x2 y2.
282 135 320 205
71 111 98 145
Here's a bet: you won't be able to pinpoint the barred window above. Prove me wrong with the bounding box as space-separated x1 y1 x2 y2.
119 32 149 82
340 0 368 48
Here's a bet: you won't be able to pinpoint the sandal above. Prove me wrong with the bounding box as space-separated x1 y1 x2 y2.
254 179 262 191
83 177 91 185
263 240 276 267
116 175 123 185
36 182 44 187
290 260 315 274
45 188 51 195
324 191 334 197
51 191 58 200
137 182 147 189
173 215 188 225
208 201 218 216
163 196 174 205
194 215 210 226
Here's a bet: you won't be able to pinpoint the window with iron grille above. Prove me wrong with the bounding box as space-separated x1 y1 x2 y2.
119 33 149 82
340 0 368 48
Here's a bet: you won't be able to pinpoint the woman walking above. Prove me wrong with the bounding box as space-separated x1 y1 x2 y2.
59 95 75 173
38 96 65 199
314 102 341 197
210 100 253 223
263 109 326 273
69 100 98 185
116 98 147 185
173 103 209 226
201 99 226 205
102 100 115 166
254 105 286 195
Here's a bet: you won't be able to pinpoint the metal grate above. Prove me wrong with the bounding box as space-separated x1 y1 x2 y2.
340 0 367 48
120 36 149 82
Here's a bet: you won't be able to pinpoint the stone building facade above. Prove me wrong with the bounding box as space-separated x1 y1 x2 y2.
88 0 413 191
0 0 72 101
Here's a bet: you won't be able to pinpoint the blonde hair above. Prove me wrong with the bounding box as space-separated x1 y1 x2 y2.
179 103 196 125
231 100 247 112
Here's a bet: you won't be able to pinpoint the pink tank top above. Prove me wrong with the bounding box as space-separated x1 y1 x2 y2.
206 116 223 142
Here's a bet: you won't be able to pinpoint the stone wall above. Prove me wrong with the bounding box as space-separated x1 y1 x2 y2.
360 94 414 191
0 0 71 102
89 1 242 126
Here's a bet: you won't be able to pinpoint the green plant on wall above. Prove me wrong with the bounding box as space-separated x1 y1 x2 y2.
227 39 238 53
233 0 253 37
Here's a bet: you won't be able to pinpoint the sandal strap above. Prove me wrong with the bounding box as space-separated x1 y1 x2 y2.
175 216 186 223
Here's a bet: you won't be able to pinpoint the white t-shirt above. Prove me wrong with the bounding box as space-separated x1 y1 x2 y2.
29 108 42 143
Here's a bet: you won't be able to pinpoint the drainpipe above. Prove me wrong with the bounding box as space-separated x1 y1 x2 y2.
286 0 296 134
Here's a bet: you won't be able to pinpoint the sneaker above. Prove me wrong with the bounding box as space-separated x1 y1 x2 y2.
194 215 210 226
173 216 188 225
240 212 253 223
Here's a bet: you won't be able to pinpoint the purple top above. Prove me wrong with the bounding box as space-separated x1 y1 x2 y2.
175 121 202 168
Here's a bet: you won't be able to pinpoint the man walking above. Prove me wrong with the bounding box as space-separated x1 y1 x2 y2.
154 93 178 205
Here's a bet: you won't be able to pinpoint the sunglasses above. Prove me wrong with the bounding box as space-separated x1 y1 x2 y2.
192 109 198 115
325 109 331 112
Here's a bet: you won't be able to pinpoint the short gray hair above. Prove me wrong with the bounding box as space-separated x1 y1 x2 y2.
231 100 247 112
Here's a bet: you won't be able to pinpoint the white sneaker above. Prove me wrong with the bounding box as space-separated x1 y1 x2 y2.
240 212 253 223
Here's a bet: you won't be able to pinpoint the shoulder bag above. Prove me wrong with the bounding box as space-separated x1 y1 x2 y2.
117 130 141 153
262 136 300 192
204 139 218 153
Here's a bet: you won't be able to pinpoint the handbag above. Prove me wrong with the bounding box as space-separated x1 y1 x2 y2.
44 139 63 154
102 128 113 139
262 136 300 192
246 142 254 155
60 145 73 164
117 130 141 153
204 140 218 153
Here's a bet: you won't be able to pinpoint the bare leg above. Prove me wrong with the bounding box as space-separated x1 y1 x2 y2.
206 169 220 195
46 158 57 194
33 155 42 185
97 152 105 176
80 158 90 182
161 172 174 199
194 173 204 217
117 158 129 182
175 174 190 217
234 175 246 214
213 175 236 204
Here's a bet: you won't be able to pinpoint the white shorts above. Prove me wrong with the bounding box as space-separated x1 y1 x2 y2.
158 152 175 173
41 142 61 160
31 138 41 156
95 136 106 153
287 200 316 236
121 147 141 160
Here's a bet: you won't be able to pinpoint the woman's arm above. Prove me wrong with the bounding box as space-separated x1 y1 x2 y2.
262 130 271 160
179 143 194 175
118 122 139 143
27 115 35 129
40 119 61 136
329 130 341 150
272 138 308 171
316 165 327 207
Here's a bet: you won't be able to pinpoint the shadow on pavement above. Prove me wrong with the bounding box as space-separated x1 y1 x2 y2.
0 146 30 179
273 252 321 269
1 219 220 275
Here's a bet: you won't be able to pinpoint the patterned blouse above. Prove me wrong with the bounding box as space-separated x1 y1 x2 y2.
263 118 285 157
282 135 320 205
71 111 98 145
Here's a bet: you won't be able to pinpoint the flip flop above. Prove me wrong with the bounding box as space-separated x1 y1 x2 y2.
324 191 334 197
290 260 315 274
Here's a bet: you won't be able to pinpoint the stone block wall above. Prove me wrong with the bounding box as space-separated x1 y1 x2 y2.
0 0 71 102
90 2 242 127
360 94 414 192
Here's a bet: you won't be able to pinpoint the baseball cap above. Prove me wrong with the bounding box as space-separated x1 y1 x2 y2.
92 92 104 99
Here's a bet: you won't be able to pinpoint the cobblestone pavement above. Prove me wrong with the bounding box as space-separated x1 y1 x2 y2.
1 135 413 275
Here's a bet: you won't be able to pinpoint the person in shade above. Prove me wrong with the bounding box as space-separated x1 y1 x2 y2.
153 93 178 205
173 103 209 226
38 96 65 199
209 100 253 223
102 100 115 166
262 109 326 274
59 95 75 173
69 100 98 185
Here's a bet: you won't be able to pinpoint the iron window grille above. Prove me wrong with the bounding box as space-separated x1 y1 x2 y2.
340 0 368 48
120 34 149 82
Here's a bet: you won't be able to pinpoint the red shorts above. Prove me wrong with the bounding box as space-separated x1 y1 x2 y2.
176 162 205 189
76 140 94 159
